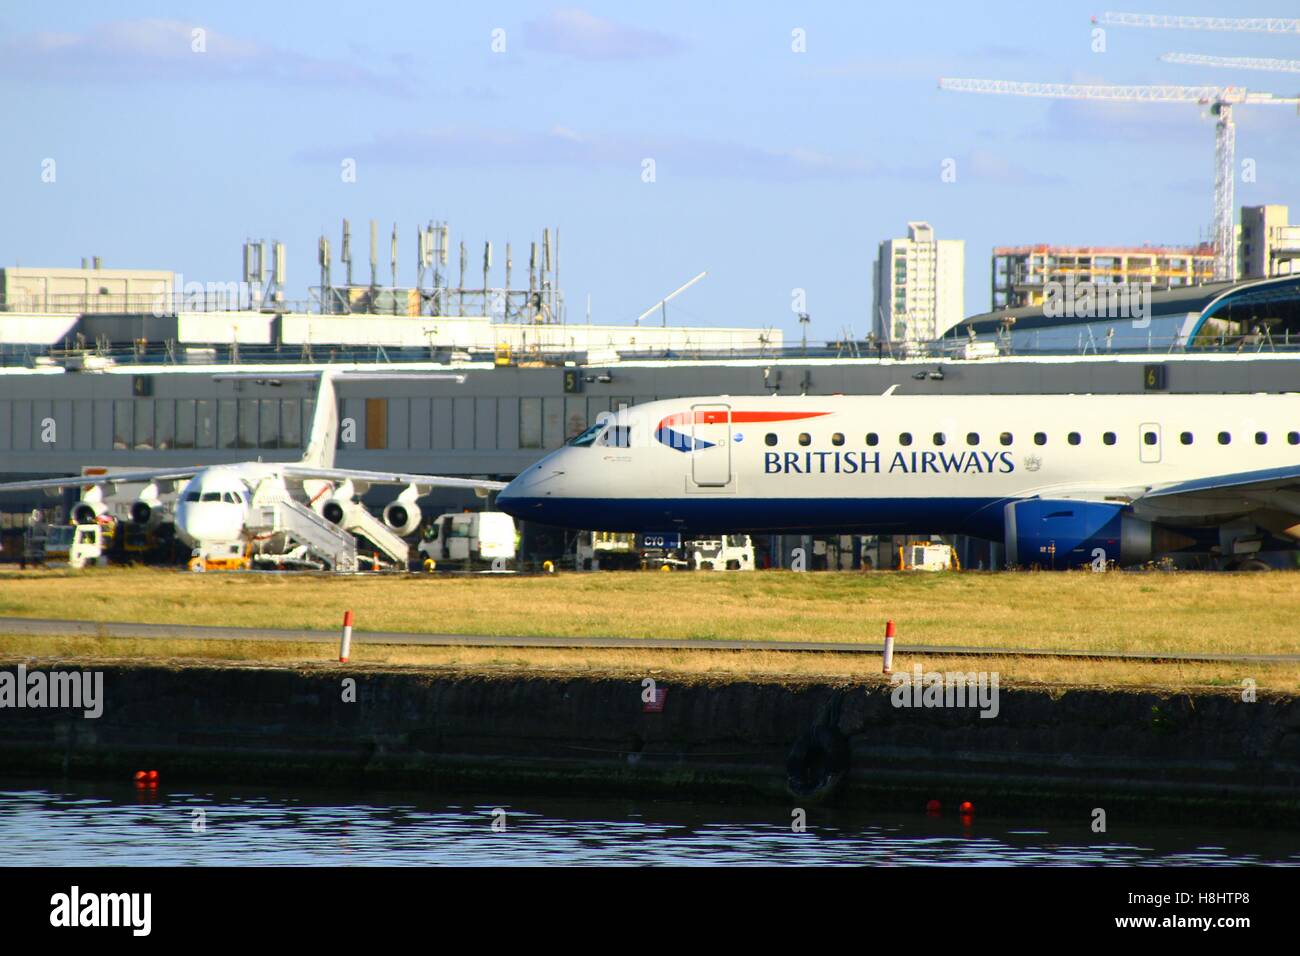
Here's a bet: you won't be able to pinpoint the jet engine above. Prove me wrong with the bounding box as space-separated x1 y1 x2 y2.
71 485 107 526
321 494 362 527
129 483 163 527
1004 498 1176 569
320 480 362 527
382 485 422 536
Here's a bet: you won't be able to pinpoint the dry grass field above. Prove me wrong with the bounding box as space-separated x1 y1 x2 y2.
1 567 1296 691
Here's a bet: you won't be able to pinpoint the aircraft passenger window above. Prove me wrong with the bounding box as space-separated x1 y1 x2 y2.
1068 432 1081 446
1180 432 1193 445
966 432 979 446
999 432 1013 446
866 433 879 446
202 492 221 502
899 432 913 446
1103 432 1116 446
798 433 812 446
933 433 946 446
1255 431 1268 445
567 423 605 448
765 433 778 447
1033 432 1047 446
1289 432 1300 445
831 433 845 446
1143 432 1157 446
1218 432 1231 445
186 492 200 502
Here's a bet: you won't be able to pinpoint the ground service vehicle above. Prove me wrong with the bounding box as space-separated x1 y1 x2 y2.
419 511 517 570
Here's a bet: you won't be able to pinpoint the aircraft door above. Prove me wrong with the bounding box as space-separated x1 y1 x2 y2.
690 403 732 488
1138 423 1162 464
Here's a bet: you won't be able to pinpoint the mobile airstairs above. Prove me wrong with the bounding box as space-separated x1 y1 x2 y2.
238 480 411 572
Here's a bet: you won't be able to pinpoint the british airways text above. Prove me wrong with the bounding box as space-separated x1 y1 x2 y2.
763 450 1015 475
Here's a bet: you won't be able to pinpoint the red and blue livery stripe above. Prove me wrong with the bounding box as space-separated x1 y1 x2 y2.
655 410 829 452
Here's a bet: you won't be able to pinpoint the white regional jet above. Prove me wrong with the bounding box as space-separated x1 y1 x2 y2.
497 390 1300 569
0 371 505 570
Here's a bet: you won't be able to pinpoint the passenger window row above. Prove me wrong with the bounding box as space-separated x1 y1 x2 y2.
762 430 1300 448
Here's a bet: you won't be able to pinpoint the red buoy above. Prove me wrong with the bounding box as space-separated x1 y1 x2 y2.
959 800 974 814
925 799 941 815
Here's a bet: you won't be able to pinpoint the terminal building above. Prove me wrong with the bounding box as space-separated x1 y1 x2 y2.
5 238 1300 571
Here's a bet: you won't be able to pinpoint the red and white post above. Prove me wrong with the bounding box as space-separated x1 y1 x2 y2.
339 610 354 663
882 619 895 676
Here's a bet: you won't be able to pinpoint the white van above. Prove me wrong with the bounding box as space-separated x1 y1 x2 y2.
418 512 517 570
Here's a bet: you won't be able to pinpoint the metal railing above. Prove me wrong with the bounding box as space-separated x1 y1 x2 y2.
5 334 1300 370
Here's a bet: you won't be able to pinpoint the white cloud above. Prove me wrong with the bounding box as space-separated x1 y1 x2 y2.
0 18 411 95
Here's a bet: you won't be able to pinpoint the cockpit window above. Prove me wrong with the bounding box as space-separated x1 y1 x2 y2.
186 492 200 502
599 426 632 448
567 423 606 447
201 491 221 502
222 492 239 503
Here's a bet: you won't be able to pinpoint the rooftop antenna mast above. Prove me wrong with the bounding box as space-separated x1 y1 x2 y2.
341 219 353 288
318 232 331 314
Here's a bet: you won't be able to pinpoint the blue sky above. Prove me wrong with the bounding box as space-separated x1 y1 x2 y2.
3 2 1297 339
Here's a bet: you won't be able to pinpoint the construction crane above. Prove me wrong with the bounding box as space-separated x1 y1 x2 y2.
1093 12 1300 35
938 78 1300 281
1161 53 1300 74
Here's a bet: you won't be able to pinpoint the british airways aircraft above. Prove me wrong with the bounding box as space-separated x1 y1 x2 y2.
497 391 1300 569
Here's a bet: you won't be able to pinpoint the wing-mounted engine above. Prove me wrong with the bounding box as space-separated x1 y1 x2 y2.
71 484 107 525
321 479 362 526
1004 498 1158 569
382 484 423 536
129 482 164 527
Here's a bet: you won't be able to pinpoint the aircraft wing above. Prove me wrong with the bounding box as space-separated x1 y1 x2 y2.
0 469 200 494
281 465 508 494
1141 463 1300 502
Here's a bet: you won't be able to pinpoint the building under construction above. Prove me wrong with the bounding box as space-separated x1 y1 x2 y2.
991 244 1217 310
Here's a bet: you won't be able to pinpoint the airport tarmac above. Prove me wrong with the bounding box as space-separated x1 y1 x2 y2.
3 615 1297 665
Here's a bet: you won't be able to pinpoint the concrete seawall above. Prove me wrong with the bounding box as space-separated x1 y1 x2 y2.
2 662 1297 825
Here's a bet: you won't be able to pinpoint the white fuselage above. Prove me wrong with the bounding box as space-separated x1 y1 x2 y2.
496 393 1300 540
173 464 278 549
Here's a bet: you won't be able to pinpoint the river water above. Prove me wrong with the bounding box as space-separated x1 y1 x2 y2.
1 777 1296 866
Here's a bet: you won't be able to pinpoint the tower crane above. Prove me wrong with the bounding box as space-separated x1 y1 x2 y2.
1161 53 1300 75
938 78 1300 281
1092 12 1300 35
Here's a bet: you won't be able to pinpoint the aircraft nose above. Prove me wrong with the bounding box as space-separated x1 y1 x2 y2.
497 456 565 519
